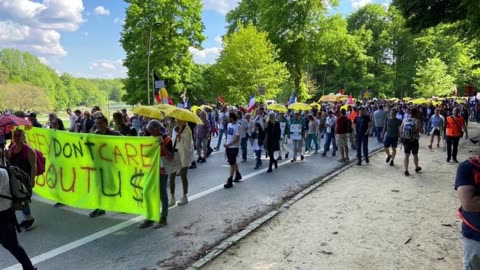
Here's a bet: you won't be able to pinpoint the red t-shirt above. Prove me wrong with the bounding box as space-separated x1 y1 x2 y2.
336 115 349 134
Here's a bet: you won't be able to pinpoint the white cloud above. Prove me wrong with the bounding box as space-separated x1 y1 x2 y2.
94 6 110 16
351 0 371 9
37 56 48 65
113 17 125 25
0 0 85 57
214 35 223 44
202 0 239 15
90 59 127 78
189 47 222 64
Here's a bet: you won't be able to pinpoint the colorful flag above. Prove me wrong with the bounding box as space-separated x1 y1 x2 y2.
347 94 353 105
217 96 226 107
288 92 296 105
247 94 256 113
153 72 163 103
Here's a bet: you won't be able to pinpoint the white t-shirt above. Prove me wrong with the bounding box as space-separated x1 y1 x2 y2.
69 114 77 131
226 122 241 148
0 168 12 211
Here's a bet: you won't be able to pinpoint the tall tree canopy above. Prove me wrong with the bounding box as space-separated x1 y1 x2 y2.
212 24 288 104
120 0 205 105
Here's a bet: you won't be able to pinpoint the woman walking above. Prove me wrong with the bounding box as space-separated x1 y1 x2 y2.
265 112 281 173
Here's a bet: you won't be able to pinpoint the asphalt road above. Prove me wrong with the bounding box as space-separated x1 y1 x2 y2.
0 135 382 270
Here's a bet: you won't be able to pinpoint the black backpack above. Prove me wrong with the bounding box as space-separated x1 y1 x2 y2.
0 165 32 211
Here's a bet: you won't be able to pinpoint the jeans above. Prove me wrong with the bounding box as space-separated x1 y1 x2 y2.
160 174 168 220
241 137 248 161
196 137 208 158
292 139 303 160
255 150 262 167
323 132 337 155
21 202 31 217
169 167 188 196
216 129 225 149
446 136 461 161
306 134 318 152
462 235 480 270
374 126 383 142
356 133 369 160
278 137 289 158
0 209 35 270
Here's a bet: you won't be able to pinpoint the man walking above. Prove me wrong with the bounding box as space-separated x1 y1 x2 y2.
224 113 242 189
321 111 337 157
336 109 350 162
400 108 421 176
289 112 305 162
446 107 469 163
353 107 372 165
384 109 402 167
373 105 388 143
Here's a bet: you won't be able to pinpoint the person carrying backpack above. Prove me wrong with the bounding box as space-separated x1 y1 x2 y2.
0 168 36 270
400 108 421 176
6 129 36 230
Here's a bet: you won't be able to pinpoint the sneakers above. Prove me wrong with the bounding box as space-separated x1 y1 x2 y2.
415 167 422 173
234 172 242 182
153 218 167 229
389 160 394 166
291 159 297 163
178 196 188 206
224 177 233 189
189 162 197 169
386 155 392 163
357 160 362 166
365 158 369 164
428 145 432 149
168 197 176 207
453 159 459 163
198 158 206 163
20 218 35 230
89 209 106 218
404 171 410 176
138 220 154 228
213 147 219 152
285 153 289 159
300 155 304 161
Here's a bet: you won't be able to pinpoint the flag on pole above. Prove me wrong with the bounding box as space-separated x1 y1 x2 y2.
288 92 296 105
347 94 353 105
153 72 164 103
217 96 226 107
247 93 256 113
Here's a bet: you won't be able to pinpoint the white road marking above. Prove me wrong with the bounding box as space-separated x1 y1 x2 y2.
3 158 295 270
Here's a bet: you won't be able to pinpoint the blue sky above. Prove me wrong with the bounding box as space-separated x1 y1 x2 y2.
0 0 391 79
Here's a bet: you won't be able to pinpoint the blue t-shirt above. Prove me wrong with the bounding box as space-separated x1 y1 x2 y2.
455 160 480 241
354 115 370 135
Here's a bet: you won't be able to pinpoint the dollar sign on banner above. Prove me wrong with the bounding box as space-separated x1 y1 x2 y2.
130 168 145 207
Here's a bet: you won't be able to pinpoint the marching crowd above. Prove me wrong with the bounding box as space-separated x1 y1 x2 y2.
0 97 475 269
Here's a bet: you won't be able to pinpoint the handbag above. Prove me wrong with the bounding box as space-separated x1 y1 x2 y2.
163 138 182 174
450 116 464 137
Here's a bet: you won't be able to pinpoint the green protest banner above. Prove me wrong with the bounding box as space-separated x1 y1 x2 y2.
25 127 161 221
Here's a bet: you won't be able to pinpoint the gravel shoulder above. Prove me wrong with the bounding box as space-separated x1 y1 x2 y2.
202 124 480 270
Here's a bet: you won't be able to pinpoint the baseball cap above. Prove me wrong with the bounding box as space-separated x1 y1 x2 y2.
28 112 36 118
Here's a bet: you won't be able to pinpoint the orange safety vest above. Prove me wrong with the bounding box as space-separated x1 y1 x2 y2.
446 115 464 137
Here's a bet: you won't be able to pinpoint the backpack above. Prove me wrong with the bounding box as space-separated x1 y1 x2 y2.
10 144 46 176
401 118 418 140
0 165 32 211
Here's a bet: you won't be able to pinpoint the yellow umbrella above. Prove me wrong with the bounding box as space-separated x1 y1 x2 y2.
289 102 312 111
309 102 321 108
341 104 350 111
268 103 288 112
388 97 398 101
403 97 412 101
190 105 200 113
155 104 203 124
200 104 212 110
412 98 428 105
131 106 164 120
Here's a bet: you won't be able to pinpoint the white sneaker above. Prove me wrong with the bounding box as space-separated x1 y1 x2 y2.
168 197 176 207
178 196 188 206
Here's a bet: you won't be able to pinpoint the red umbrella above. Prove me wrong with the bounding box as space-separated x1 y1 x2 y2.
0 115 32 135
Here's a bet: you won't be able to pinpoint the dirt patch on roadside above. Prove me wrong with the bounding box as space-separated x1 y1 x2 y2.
203 129 480 270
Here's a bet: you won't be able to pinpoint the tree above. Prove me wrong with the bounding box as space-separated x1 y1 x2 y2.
212 24 288 104
0 83 52 112
413 57 455 97
120 0 205 105
258 0 336 98
225 0 261 35
73 78 107 106
393 0 480 36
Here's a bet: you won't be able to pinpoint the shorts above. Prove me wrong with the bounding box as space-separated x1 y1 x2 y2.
336 134 348 148
226 148 239 165
431 129 441 136
403 139 419 155
384 136 398 148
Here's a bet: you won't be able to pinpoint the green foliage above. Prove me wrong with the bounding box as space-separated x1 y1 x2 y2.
413 57 455 97
225 0 261 35
120 0 205 105
0 83 53 112
212 24 288 104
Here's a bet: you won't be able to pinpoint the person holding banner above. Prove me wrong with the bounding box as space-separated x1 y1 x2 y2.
138 120 171 228
289 112 305 162
168 119 192 207
6 129 37 230
89 115 121 218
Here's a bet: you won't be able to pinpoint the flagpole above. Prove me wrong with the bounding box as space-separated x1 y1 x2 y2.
147 22 162 105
